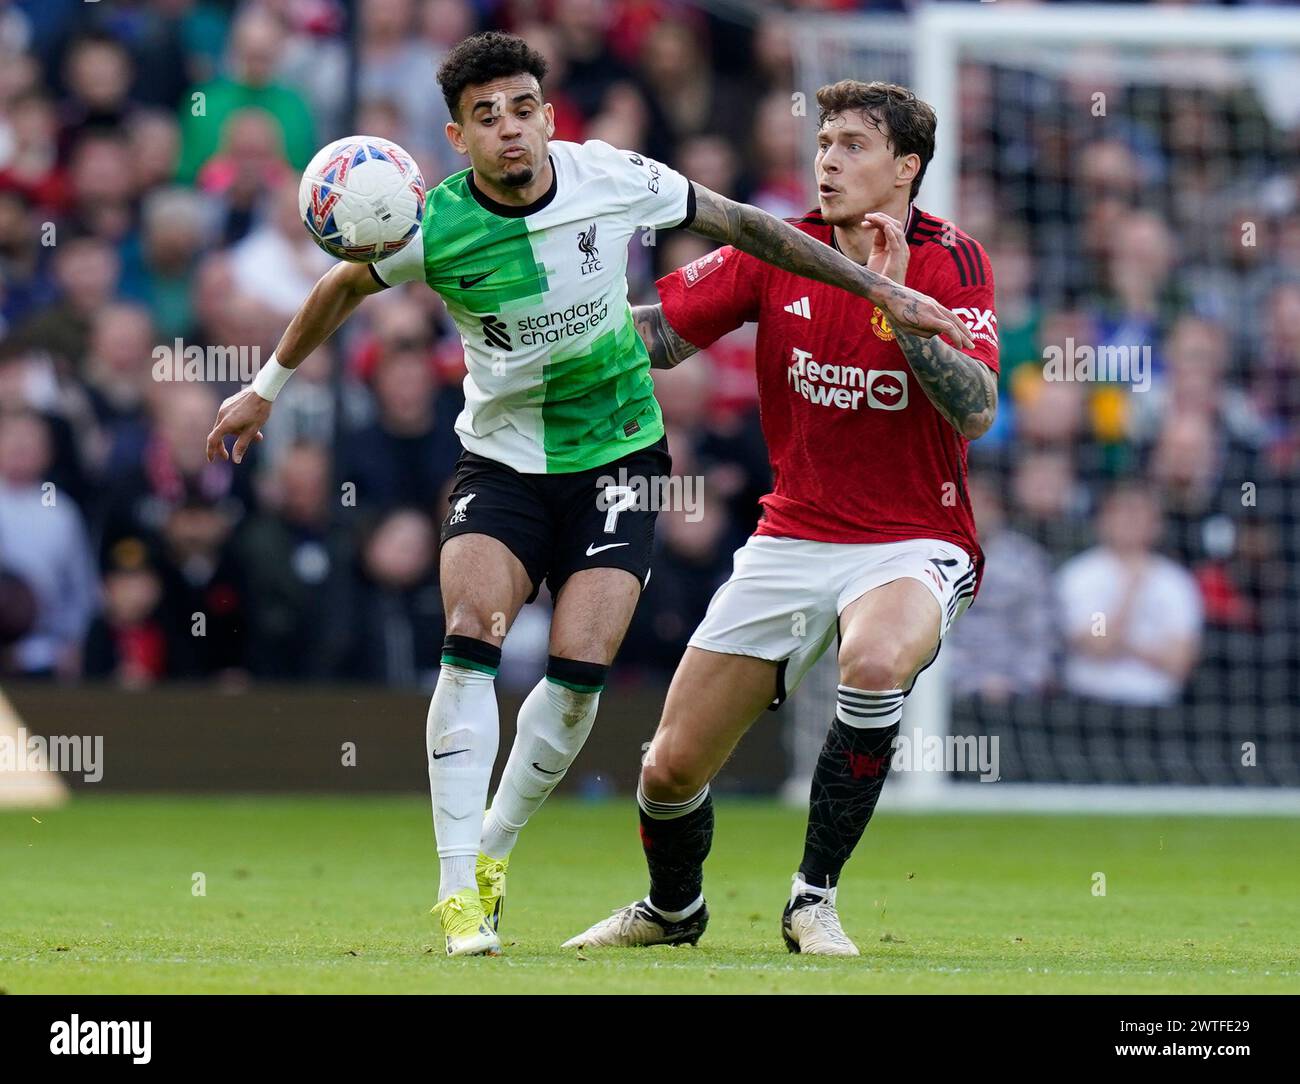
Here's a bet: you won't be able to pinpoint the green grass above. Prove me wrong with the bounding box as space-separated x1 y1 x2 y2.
1 796 1298 993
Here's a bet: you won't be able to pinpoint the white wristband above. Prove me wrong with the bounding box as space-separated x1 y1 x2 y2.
251 354 294 402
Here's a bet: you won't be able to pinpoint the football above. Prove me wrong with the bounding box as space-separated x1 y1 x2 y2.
298 136 425 262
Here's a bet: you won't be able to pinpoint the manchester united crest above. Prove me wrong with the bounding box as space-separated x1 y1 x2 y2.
870 307 895 342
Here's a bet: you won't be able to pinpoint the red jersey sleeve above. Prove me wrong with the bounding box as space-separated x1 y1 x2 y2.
915 234 1000 375
655 245 762 349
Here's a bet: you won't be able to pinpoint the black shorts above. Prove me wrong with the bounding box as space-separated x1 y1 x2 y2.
441 435 672 602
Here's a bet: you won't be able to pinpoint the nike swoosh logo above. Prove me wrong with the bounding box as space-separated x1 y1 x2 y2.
532 762 563 776
431 748 469 760
458 269 498 288
586 542 630 556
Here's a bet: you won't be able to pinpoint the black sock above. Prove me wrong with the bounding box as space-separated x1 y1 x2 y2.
799 718 899 888
638 788 713 914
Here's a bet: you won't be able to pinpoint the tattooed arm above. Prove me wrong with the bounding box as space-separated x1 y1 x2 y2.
633 304 700 370
686 184 974 349
863 210 997 440
893 329 998 439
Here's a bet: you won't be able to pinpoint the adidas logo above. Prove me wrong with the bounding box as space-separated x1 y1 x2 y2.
783 296 811 319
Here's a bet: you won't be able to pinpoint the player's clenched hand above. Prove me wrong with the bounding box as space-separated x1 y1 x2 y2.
205 387 270 464
879 284 974 349
862 212 909 284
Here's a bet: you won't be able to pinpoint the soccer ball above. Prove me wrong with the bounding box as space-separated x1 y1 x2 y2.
298 136 425 262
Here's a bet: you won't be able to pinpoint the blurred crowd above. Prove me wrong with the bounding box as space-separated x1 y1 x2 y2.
0 0 1298 724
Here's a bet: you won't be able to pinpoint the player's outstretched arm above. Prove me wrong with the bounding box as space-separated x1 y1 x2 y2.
686 184 974 350
205 262 384 464
633 304 700 370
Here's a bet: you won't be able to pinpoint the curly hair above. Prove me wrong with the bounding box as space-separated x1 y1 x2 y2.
816 81 936 201
437 32 549 122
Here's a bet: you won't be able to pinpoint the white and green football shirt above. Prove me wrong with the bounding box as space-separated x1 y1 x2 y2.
371 139 694 473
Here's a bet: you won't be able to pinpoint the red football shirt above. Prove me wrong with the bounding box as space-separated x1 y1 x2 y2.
656 204 998 580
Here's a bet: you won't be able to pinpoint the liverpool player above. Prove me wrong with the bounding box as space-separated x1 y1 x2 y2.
565 81 998 955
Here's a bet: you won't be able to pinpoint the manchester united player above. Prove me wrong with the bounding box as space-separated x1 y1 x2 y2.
565 81 998 955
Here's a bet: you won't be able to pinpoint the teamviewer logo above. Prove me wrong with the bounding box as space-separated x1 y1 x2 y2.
866 369 908 410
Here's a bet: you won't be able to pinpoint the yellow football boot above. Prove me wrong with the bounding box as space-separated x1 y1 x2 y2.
431 889 502 957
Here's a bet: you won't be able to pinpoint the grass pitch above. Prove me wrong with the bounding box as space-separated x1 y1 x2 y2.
2 796 1297 994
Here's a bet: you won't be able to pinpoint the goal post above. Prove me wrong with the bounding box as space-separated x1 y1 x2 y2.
912 3 1300 221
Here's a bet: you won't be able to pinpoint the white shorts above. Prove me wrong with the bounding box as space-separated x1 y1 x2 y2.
688 534 976 706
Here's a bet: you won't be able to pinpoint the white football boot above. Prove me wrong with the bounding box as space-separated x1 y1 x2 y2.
562 900 708 949
781 876 860 956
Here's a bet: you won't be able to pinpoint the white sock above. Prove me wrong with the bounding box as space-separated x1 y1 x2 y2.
645 894 704 923
440 855 476 902
791 874 835 902
481 676 600 860
836 684 905 728
427 663 499 899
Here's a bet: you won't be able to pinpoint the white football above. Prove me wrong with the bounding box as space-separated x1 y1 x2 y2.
298 136 425 262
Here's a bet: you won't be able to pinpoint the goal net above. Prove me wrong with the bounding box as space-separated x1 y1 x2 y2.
786 4 1300 812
